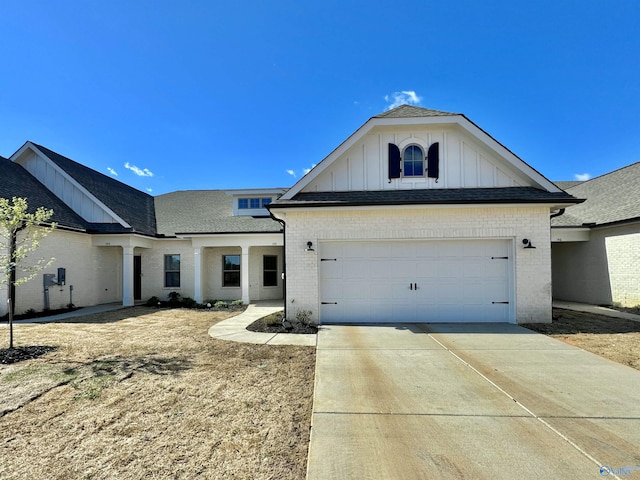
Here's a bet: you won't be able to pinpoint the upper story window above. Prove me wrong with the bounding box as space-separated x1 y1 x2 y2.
403 145 424 177
238 197 272 209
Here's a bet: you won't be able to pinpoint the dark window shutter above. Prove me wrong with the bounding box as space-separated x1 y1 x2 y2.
427 142 440 181
388 143 401 179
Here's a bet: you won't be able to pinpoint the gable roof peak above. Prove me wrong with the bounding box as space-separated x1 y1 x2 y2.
374 104 459 119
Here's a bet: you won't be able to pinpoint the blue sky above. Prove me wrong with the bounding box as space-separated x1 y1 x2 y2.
1 0 638 195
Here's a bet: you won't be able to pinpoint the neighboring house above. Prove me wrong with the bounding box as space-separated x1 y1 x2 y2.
551 162 640 307
1 105 587 323
0 142 284 318
268 105 580 324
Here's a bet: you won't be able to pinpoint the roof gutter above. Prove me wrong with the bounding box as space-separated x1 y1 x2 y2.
550 208 565 219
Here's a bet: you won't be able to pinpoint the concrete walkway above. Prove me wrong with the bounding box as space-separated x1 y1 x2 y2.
307 323 640 479
4 302 126 324
554 300 640 322
208 301 316 347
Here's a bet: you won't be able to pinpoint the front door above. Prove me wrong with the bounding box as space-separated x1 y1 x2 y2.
134 255 142 301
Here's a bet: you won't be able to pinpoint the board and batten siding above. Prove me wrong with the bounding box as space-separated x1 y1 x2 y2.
304 127 531 192
19 151 122 224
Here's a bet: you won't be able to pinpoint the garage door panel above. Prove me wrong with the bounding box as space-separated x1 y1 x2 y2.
320 240 512 324
321 260 342 278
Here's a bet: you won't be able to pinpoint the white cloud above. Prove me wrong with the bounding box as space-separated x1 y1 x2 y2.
146 188 153 193
287 164 316 179
124 162 154 177
107 167 118 176
574 173 591 181
384 90 422 110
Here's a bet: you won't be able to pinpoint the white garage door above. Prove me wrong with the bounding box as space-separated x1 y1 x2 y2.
319 240 513 323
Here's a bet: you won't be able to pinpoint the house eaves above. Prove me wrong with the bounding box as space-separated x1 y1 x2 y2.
271 187 582 210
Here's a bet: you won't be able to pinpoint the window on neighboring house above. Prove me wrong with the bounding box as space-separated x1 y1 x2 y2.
238 197 272 209
223 255 241 287
263 255 278 287
403 145 424 177
164 254 180 288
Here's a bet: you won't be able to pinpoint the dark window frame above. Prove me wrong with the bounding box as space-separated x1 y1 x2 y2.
263 255 278 287
164 254 181 288
222 254 241 287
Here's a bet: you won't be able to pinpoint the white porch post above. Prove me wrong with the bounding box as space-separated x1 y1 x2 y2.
241 245 250 305
194 247 203 303
122 246 134 307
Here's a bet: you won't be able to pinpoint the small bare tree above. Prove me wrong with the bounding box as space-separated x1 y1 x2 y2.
0 197 56 348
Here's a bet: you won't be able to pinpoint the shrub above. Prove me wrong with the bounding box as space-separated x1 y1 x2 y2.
214 301 228 308
295 309 312 326
231 299 243 306
145 296 161 307
181 297 198 308
167 291 182 306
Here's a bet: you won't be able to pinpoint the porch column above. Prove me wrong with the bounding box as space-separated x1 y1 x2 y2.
194 247 203 303
122 246 134 307
241 245 250 305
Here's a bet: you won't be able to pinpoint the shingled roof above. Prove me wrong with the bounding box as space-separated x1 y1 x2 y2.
33 144 157 235
374 104 458 119
552 162 640 227
0 156 88 230
155 190 283 236
271 187 580 208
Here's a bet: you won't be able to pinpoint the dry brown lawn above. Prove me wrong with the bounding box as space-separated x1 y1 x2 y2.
0 307 315 480
523 308 640 370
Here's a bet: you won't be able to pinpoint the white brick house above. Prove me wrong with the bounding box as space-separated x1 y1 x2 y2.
1 143 284 318
552 163 640 307
2 105 587 324
268 106 580 324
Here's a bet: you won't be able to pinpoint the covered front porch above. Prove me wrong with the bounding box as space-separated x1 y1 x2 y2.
190 233 284 305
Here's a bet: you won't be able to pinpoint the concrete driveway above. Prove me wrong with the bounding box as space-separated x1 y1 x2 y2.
307 323 640 480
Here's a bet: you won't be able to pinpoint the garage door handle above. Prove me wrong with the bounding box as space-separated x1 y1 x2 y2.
492 301 509 304
414 283 418 290
321 302 338 305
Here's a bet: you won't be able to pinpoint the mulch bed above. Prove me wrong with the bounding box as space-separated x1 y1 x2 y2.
0 346 58 365
246 317 318 334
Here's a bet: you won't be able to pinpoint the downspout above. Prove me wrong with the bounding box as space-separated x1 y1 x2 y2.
550 208 565 219
268 208 287 321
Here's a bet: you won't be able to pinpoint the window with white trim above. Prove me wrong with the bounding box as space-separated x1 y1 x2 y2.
403 145 424 177
237 197 272 209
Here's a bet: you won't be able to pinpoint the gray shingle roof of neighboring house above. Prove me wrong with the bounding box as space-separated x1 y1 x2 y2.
271 187 581 208
0 156 89 230
155 190 283 236
552 162 640 227
34 144 157 236
374 105 458 118
554 181 585 190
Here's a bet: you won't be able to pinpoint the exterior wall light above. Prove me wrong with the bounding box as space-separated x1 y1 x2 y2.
522 238 536 249
305 241 315 252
